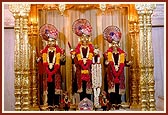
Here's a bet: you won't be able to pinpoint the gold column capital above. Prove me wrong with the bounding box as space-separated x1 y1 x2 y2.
135 4 156 11
8 4 31 16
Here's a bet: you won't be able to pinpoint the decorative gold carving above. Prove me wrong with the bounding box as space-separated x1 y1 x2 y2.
9 4 31 111
146 9 156 111
135 4 156 11
135 4 156 111
58 4 66 15
99 4 106 12
136 8 148 111
14 74 22 111
129 21 137 108
28 21 39 110
12 12 22 111
21 10 31 111
128 5 140 108
9 3 157 111
32 50 38 108
140 68 148 111
66 56 72 97
129 19 140 109
41 4 128 14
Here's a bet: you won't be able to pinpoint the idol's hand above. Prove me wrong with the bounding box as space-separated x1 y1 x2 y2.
60 55 66 62
105 60 109 65
127 60 133 65
83 58 87 64
36 57 41 63
114 65 119 71
70 49 75 59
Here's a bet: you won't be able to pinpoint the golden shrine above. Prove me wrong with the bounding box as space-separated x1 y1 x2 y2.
8 3 156 111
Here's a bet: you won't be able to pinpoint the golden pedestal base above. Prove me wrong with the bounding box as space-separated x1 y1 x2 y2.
130 104 140 109
30 106 40 111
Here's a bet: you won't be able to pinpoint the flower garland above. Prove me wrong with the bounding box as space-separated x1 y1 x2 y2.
75 42 94 81
92 56 102 88
107 47 125 83
41 45 61 82
92 55 102 107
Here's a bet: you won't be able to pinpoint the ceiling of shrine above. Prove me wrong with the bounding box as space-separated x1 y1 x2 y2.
3 4 164 27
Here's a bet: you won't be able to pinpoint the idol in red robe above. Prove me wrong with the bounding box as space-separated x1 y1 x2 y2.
63 92 70 111
71 19 93 101
71 37 94 101
100 91 109 111
37 24 65 110
103 25 131 110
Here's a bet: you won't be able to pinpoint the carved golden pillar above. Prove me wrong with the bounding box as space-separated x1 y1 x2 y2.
129 21 137 107
9 4 31 111
129 20 139 109
135 5 147 111
28 5 39 110
128 5 140 109
134 21 141 108
146 5 156 111
28 22 39 109
8 9 21 111
27 23 32 107
135 4 156 111
32 23 38 109
20 4 31 111
66 51 72 96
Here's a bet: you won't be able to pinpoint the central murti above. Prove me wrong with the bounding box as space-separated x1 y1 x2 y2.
70 19 102 109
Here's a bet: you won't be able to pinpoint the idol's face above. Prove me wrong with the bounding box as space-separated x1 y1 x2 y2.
103 95 106 98
94 49 99 55
48 40 56 47
81 35 89 46
112 41 119 50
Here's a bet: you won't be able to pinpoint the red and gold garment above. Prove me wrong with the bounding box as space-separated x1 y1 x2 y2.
39 44 62 94
72 41 94 94
104 47 126 94
100 97 108 107
63 96 70 108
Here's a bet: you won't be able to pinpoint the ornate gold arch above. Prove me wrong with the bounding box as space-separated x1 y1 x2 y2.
8 3 156 111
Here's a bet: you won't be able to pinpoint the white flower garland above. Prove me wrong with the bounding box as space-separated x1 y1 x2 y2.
91 56 102 107
91 62 102 88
